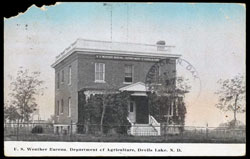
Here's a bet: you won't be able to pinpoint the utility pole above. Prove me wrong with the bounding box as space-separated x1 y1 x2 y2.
103 3 130 43
103 3 113 42
126 4 129 43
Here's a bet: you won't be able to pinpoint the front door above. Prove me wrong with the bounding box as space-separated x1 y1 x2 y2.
128 101 136 123
133 96 149 124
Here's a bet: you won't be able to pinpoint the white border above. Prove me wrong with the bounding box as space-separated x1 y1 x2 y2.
4 141 245 157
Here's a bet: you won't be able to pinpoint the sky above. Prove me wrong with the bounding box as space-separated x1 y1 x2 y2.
4 2 246 127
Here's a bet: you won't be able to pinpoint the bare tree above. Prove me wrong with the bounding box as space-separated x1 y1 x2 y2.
215 74 245 123
8 67 46 123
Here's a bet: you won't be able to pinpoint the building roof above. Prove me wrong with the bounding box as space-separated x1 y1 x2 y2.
119 82 148 96
119 82 147 92
51 39 181 68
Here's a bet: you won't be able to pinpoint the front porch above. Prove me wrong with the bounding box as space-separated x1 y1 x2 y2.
120 82 182 136
120 82 161 136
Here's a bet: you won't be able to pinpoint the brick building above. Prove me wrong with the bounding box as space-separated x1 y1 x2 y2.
51 39 181 135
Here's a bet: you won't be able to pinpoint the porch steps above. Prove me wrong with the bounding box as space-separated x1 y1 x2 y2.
130 124 159 136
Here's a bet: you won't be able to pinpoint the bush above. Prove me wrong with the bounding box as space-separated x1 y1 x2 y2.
31 125 43 134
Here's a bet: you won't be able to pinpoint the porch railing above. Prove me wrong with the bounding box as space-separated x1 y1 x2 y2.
149 115 161 135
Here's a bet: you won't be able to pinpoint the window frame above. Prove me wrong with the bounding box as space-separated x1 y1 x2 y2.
61 69 64 83
68 66 72 85
57 72 60 89
56 100 60 116
124 64 134 84
61 99 64 114
95 63 105 83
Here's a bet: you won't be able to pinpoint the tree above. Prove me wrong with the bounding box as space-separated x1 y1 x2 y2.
97 80 126 135
47 115 56 123
46 115 56 127
151 76 191 96
8 67 46 122
148 76 190 125
4 102 21 122
215 74 245 123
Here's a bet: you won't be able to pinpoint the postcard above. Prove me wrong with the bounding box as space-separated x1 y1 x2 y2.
4 2 246 156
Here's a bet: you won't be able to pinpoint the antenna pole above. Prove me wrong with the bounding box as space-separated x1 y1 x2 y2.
127 4 129 43
103 3 113 42
111 4 112 42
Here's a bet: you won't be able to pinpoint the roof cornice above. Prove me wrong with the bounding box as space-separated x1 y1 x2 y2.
51 39 181 68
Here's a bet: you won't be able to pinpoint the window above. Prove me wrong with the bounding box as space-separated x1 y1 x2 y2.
68 66 72 85
56 100 60 116
95 63 105 82
124 65 133 83
57 72 60 89
129 102 134 112
68 97 71 117
168 101 174 116
61 99 64 114
61 70 64 83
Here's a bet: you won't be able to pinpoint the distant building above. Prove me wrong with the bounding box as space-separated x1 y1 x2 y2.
51 39 180 135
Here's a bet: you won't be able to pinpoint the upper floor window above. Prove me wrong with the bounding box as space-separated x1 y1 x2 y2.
57 72 60 89
68 97 71 117
95 63 105 82
61 70 64 83
61 99 64 114
124 65 133 83
68 66 72 85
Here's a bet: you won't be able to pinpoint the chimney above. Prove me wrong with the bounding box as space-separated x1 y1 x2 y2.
156 40 165 51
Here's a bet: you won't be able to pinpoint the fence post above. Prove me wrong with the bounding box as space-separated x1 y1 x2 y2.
206 123 208 140
164 123 167 141
70 120 73 141
16 120 19 141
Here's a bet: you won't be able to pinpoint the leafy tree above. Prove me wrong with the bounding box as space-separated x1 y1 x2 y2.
81 91 130 134
151 76 191 96
102 91 130 134
97 81 129 135
148 76 190 126
4 102 21 122
148 93 187 125
215 74 245 123
8 67 46 122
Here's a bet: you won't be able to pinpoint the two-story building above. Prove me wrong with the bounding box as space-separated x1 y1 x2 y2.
51 39 181 136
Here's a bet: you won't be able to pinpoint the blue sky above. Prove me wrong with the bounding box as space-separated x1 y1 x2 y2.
4 3 245 126
5 3 245 29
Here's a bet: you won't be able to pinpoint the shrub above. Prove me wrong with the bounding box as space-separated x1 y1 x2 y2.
31 125 43 134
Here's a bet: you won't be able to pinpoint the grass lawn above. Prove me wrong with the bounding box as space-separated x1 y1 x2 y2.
4 133 245 143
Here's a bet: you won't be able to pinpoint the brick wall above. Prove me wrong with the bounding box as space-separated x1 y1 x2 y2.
54 53 78 124
77 53 176 91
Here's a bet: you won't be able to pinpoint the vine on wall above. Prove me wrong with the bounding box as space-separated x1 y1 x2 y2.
148 92 187 126
78 91 131 134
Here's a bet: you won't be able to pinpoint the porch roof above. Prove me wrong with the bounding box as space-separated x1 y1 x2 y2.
119 82 147 92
